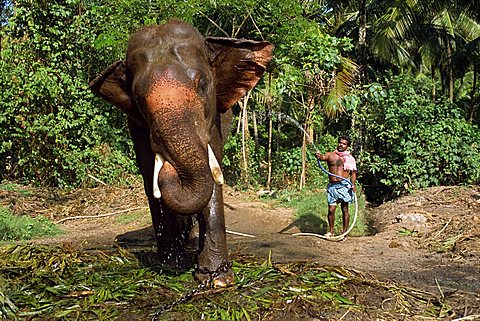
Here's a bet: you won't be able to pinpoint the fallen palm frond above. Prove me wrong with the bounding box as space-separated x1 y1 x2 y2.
0 244 460 321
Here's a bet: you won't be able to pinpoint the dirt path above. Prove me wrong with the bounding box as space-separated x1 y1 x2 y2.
14 184 480 315
224 187 480 298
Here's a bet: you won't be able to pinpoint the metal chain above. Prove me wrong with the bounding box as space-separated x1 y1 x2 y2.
150 261 233 321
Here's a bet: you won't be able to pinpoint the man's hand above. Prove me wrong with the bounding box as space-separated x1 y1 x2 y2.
315 152 321 159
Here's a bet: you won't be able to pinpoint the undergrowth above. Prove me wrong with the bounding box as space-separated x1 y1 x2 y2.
0 244 451 320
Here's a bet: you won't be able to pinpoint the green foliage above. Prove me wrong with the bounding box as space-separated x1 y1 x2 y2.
274 19 355 116
0 181 32 197
114 209 149 225
223 133 266 188
397 227 420 237
0 1 137 187
0 208 62 242
353 75 480 201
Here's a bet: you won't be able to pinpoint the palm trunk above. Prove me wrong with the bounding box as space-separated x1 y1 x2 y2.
252 106 259 153
300 132 306 189
267 105 273 189
447 40 454 103
431 65 436 100
240 92 251 185
300 93 315 189
236 102 242 135
469 63 478 122
357 0 367 83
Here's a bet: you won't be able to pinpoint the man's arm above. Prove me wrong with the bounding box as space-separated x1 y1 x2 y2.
350 170 357 192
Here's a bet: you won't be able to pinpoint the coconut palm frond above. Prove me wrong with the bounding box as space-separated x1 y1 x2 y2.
433 9 455 37
454 12 480 41
322 57 359 117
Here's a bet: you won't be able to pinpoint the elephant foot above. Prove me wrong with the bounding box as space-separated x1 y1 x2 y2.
194 262 234 288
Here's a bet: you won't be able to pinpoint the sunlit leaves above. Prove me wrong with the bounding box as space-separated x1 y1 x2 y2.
0 0 137 187
354 75 480 201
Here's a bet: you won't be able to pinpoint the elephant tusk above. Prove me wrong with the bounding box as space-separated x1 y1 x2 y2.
153 153 164 199
208 144 224 185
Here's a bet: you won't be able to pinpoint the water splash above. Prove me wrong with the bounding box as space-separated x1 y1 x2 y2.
276 112 319 151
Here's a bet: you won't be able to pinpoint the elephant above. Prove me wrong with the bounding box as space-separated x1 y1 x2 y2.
89 20 274 287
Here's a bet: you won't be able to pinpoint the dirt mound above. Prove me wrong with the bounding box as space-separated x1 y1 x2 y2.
368 185 480 260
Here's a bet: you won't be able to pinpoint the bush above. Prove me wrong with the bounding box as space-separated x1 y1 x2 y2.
0 1 137 188
355 75 480 202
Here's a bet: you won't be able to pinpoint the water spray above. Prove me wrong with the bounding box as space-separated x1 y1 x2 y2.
277 113 358 241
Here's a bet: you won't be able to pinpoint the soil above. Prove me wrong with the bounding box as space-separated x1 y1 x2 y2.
3 183 480 318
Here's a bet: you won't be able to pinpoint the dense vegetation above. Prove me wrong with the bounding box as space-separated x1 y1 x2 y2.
1 0 479 202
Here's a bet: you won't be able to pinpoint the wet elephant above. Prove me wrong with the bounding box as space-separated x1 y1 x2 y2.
89 20 274 286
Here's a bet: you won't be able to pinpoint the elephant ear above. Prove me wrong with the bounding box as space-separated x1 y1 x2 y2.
89 60 147 127
205 38 274 113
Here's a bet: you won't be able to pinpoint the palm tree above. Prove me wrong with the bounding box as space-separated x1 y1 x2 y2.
331 0 480 105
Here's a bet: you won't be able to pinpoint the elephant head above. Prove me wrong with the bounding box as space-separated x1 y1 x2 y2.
90 20 274 216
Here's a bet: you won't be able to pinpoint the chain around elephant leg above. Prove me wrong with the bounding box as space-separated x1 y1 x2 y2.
150 261 233 321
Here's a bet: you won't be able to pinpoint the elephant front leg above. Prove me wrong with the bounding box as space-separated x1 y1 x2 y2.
128 119 193 271
195 183 234 287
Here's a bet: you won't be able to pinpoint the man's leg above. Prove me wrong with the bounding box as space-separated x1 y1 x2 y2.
340 202 350 234
328 204 336 235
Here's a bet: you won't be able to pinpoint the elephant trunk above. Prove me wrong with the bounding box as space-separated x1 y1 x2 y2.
155 127 213 215
143 72 219 215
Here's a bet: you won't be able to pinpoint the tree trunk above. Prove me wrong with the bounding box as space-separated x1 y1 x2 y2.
352 0 367 157
431 65 436 100
447 40 454 103
252 106 259 153
300 94 315 189
236 102 242 135
267 105 273 189
357 0 367 83
440 66 446 97
240 92 251 185
469 63 478 122
300 132 306 189
276 118 281 152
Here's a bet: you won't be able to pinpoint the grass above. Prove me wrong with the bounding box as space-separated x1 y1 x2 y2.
0 244 451 320
114 209 150 225
0 207 63 242
274 187 370 237
0 182 33 197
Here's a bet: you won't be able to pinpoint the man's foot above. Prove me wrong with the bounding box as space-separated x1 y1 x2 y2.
324 232 335 237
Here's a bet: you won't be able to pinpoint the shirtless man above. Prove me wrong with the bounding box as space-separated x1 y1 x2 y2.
316 135 357 237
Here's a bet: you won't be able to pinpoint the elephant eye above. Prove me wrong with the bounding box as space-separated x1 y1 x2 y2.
197 77 208 96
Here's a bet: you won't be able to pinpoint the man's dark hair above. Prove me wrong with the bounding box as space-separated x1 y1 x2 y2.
338 135 351 146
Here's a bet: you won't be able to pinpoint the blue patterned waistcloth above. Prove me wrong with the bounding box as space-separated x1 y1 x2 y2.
327 180 354 205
